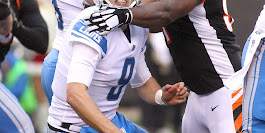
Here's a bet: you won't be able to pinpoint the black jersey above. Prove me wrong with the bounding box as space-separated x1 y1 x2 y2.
163 0 241 94
0 0 48 63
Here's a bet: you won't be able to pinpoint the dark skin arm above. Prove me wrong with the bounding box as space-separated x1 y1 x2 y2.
131 0 201 28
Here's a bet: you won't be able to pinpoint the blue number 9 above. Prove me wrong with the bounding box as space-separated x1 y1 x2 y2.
52 0 64 30
107 58 135 101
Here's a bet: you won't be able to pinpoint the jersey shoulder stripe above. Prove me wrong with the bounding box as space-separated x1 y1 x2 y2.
71 19 107 54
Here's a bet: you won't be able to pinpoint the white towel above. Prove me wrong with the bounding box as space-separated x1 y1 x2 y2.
224 29 265 91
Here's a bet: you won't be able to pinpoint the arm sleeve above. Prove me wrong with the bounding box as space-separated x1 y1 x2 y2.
67 42 100 88
12 0 48 54
130 51 152 88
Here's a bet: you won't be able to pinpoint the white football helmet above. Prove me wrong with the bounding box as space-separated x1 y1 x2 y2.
93 0 141 8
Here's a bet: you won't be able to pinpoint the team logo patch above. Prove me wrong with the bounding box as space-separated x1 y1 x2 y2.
71 19 107 54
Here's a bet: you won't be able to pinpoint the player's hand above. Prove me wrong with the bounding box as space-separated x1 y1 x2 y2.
84 6 133 35
161 82 189 105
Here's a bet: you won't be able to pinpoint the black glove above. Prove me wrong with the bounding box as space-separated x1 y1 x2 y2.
0 0 11 20
84 6 133 35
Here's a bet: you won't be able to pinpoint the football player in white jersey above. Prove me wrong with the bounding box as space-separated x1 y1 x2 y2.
47 0 189 132
41 0 94 105
83 0 245 132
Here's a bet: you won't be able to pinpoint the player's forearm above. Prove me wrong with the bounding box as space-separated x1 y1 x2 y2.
130 0 198 28
134 77 161 104
66 83 122 133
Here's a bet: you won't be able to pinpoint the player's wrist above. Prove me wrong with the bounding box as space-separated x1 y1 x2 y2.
113 8 133 25
155 89 167 105
125 9 133 24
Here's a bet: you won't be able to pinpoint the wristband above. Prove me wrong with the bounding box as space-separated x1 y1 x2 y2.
155 89 167 105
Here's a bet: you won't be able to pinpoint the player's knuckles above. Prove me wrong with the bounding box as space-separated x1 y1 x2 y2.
178 82 185 88
92 12 101 17
83 20 91 25
101 9 115 15
177 98 186 103
86 25 99 32
179 87 187 94
162 84 171 90
178 91 189 98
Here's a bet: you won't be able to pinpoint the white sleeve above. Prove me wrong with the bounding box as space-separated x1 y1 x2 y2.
130 52 152 88
67 42 100 88
256 5 265 31
148 32 173 66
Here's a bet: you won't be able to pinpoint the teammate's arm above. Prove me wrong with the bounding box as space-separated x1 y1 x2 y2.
12 0 48 54
66 43 122 133
130 0 201 28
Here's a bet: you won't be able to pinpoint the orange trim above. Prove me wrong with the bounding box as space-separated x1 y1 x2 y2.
232 88 242 98
162 27 172 44
232 95 243 111
200 0 206 4
16 0 21 10
234 112 242 132
232 94 242 133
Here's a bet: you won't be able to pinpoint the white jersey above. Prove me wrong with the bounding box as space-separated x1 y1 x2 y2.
51 0 88 50
48 9 150 129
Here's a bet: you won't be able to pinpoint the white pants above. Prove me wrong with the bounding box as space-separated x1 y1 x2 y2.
182 87 236 133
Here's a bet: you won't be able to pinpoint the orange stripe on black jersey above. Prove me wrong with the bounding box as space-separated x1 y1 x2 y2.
162 27 172 44
232 90 243 133
200 0 206 4
234 112 242 133
16 0 21 10
233 94 243 111
232 88 242 98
